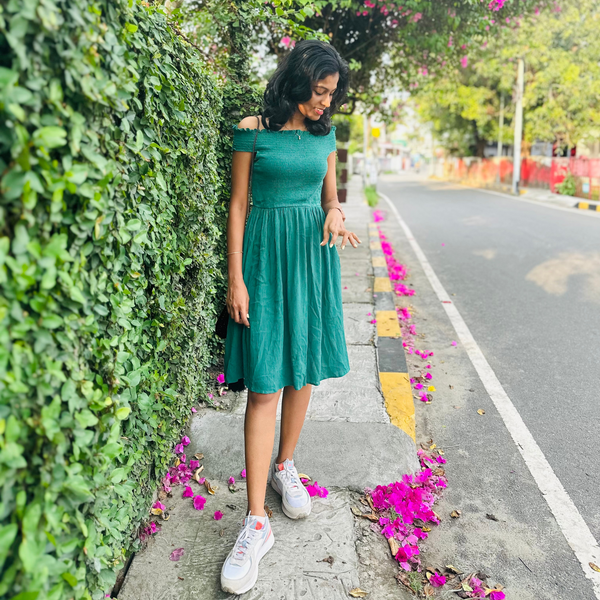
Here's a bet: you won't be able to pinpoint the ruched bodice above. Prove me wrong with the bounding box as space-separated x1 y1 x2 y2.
230 124 337 208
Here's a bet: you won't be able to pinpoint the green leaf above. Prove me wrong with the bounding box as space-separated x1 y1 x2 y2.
0 524 18 569
10 592 40 600
125 219 142 231
75 410 98 428
115 407 131 421
110 467 127 483
41 315 63 329
61 572 78 588
32 126 67 149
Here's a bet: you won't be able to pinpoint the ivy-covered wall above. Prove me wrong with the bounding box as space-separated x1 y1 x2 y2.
0 1 227 598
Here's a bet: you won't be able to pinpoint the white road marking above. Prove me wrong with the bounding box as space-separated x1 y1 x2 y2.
379 191 600 598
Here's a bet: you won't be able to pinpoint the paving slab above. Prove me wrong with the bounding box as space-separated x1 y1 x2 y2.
120 486 362 600
342 303 376 346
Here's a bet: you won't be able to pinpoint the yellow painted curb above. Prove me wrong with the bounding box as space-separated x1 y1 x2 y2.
379 372 415 441
372 256 386 267
374 277 392 292
376 310 401 338
579 202 590 210
370 241 380 250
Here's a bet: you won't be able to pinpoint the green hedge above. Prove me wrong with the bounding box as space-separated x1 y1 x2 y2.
0 1 224 598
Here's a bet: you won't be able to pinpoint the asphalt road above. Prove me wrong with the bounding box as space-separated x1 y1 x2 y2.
378 174 600 600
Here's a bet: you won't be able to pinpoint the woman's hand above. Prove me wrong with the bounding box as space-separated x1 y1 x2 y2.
320 209 362 250
227 278 250 328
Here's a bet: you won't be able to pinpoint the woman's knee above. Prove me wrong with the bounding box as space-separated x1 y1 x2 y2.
247 389 281 409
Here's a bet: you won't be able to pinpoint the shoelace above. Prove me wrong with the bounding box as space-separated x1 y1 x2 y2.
278 463 302 494
231 521 262 565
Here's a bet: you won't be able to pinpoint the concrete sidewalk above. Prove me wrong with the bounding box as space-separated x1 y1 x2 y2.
119 176 417 599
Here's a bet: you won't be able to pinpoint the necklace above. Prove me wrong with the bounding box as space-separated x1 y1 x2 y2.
280 124 306 140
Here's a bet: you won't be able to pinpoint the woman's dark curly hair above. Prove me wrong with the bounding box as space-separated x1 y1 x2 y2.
261 39 349 136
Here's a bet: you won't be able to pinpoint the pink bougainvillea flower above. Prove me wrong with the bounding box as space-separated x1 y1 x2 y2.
169 547 185 561
181 436 190 446
430 573 446 587
412 12 422 21
419 392 429 402
280 36 291 47
182 486 194 498
414 383 424 390
198 477 206 485
370 319 377 324
180 454 186 463
191 407 197 413
189 460 199 469
214 510 224 521
306 481 329 498
425 372 433 380
208 393 214 400
174 443 184 454
490 592 506 600
193 495 206 510
343 286 348 289
460 55 468 68
367 312 372 316
379 517 390 526
436 455 447 464
217 373 225 384
228 476 235 485
241 468 246 478
152 501 166 512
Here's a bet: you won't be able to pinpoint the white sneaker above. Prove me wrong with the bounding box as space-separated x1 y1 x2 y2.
220 512 274 595
270 458 312 519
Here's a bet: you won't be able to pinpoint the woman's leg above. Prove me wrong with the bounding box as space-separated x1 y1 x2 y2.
276 384 312 464
245 388 282 516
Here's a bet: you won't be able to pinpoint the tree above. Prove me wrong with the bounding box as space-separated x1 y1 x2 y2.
412 0 600 155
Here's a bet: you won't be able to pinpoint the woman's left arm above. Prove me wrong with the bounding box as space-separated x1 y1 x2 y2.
321 151 362 250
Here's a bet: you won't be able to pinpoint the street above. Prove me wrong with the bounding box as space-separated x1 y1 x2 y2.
377 173 600 599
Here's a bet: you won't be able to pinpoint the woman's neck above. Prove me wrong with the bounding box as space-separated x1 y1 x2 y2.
284 110 308 131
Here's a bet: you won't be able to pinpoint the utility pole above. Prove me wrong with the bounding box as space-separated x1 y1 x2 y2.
362 113 368 188
512 58 524 195
496 93 504 185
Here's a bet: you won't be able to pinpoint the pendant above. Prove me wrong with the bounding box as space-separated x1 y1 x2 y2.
297 132 301 140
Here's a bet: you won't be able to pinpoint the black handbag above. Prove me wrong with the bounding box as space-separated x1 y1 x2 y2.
215 117 260 392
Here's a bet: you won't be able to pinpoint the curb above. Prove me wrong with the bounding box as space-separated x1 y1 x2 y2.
367 220 416 442
574 200 600 212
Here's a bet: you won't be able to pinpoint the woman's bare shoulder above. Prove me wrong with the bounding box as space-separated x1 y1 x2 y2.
237 115 264 130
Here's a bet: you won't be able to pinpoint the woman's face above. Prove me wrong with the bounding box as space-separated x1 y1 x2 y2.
298 72 340 120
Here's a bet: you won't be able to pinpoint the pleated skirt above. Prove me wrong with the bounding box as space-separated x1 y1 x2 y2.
224 204 350 394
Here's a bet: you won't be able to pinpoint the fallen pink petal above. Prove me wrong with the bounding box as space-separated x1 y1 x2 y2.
169 547 185 561
217 373 225 384
193 495 206 510
241 468 246 478
181 436 190 446
152 501 166 512
228 476 235 485
182 486 193 498
430 573 446 587
214 510 224 520
451 341 457 346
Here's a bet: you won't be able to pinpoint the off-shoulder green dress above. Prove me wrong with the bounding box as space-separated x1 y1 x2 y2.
224 123 350 394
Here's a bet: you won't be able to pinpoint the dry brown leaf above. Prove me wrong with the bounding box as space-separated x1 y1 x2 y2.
449 385 454 389
264 504 273 518
359 497 370 507
349 588 368 598
219 529 224 537
204 480 217 495
160 510 170 521
429 443 437 450
351 506 363 517
433 468 445 477
450 510 461 518
422 526 432 532
366 495 375 511
318 555 335 566
174 458 181 468
438 449 444 455
150 508 163 516
396 572 414 590
477 409 485 415
194 453 204 460
445 565 463 575
388 537 399 558
193 466 205 482
590 562 600 573
423 583 435 596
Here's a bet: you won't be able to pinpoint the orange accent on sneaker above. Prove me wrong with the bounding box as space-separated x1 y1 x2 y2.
277 463 284 471
254 521 264 531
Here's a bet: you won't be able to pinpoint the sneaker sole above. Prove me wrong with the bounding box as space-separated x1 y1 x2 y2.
221 529 275 595
270 477 312 520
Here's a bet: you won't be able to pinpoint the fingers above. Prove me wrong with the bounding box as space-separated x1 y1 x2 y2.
340 230 350 250
329 230 339 248
321 224 330 246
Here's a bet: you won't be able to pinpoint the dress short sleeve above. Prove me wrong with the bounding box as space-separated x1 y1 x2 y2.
232 125 259 152
328 125 337 155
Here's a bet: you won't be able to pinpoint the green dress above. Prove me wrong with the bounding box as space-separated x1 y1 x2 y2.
224 123 350 394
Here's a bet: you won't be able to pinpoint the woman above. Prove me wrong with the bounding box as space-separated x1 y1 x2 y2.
221 39 361 595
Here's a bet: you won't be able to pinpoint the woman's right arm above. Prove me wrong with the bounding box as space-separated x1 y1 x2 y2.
226 117 259 328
